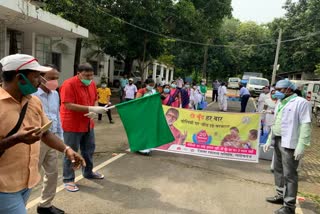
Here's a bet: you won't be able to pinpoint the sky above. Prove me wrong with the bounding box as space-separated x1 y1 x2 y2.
231 0 291 24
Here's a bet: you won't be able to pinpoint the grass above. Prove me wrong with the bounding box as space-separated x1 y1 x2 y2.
298 191 320 212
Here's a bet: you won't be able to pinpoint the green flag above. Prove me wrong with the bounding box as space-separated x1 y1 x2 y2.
116 93 174 152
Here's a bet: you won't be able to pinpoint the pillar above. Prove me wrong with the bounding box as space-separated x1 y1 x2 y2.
109 57 114 83
23 31 36 56
165 67 170 84
170 68 174 82
0 22 7 59
160 65 164 80
152 63 157 82
144 65 148 80
103 55 110 79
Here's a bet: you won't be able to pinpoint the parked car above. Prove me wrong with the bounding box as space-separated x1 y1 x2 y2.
303 81 320 120
246 77 269 97
227 77 241 89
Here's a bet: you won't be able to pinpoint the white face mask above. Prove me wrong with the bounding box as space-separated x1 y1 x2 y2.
101 84 107 88
146 85 154 91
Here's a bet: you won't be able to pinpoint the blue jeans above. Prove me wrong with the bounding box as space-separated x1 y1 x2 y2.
0 188 31 214
63 129 96 183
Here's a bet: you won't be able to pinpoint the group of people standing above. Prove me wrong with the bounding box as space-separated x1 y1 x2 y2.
117 75 208 111
160 79 207 110
212 80 251 113
0 54 112 214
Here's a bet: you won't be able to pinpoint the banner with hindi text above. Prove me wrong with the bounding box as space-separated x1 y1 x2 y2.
154 106 261 163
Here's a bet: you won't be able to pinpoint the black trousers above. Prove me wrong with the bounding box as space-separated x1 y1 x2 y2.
98 102 112 122
273 136 299 210
212 89 218 102
240 94 250 112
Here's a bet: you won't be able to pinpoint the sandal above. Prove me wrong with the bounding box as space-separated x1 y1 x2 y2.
64 183 79 192
86 172 104 179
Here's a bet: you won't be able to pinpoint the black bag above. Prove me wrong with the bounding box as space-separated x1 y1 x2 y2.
0 102 29 157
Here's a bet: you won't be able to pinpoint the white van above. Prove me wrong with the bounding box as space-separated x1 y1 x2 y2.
227 77 241 89
304 81 320 105
246 77 269 96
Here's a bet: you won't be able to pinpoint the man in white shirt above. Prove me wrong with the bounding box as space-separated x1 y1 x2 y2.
264 79 311 214
257 86 270 112
218 82 228 111
124 78 137 101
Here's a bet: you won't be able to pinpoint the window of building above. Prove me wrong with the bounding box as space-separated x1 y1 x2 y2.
51 52 61 71
7 29 23 55
36 35 52 65
114 60 124 72
88 60 98 76
313 84 320 93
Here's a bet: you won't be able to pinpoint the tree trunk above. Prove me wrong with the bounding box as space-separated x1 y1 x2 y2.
124 57 133 75
74 38 82 76
202 45 208 80
141 34 148 82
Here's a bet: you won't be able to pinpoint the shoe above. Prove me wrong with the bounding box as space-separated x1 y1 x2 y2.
136 151 151 156
274 206 295 214
37 205 65 214
266 195 284 204
63 183 79 192
85 172 104 179
110 121 115 124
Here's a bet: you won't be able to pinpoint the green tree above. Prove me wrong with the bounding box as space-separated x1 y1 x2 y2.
272 0 320 74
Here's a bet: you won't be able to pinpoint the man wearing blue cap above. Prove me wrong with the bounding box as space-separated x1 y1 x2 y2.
263 79 311 214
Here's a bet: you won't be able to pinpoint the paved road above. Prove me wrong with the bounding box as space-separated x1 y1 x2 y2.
27 93 318 214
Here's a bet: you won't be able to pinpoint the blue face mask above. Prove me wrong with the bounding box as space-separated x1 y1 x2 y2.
171 84 176 88
164 88 170 94
273 90 285 100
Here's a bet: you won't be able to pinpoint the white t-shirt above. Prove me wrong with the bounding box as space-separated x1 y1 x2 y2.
124 84 137 99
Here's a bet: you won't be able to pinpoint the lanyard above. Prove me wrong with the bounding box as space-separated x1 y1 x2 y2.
276 94 297 115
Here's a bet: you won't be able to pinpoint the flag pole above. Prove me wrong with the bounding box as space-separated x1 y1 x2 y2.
104 105 116 110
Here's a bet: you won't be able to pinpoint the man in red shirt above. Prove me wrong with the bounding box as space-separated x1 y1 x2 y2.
60 63 107 192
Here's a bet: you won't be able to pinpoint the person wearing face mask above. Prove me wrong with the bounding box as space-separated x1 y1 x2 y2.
257 86 270 113
97 82 114 124
190 84 202 110
263 79 311 214
239 84 251 112
176 77 184 89
161 84 171 105
180 82 191 108
263 88 277 134
124 78 137 101
0 54 85 214
136 79 156 155
166 80 181 108
60 63 106 192
136 78 156 99
218 82 228 112
33 64 65 214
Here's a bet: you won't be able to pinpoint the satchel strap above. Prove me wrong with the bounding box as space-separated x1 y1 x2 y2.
1 102 29 157
5 102 29 137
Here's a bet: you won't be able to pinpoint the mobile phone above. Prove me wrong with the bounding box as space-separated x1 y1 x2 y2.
36 121 52 134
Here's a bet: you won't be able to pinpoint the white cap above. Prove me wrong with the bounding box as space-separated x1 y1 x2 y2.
129 78 134 81
0 54 51 72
